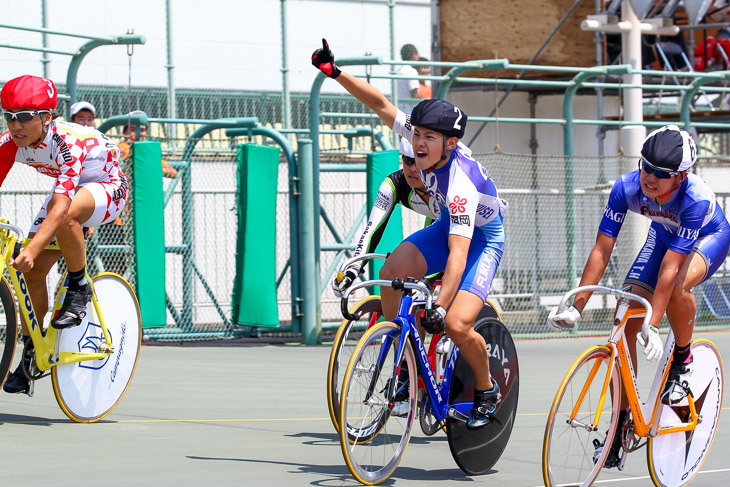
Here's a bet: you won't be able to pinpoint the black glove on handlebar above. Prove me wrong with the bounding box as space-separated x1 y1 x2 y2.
311 38 341 79
419 305 446 334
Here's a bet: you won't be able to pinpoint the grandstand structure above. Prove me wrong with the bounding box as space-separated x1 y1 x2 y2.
1 0 730 344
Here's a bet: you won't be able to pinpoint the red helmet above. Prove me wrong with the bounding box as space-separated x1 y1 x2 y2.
1 75 58 110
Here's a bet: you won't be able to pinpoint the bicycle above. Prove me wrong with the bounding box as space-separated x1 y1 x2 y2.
0 220 142 423
338 276 519 485
326 253 501 435
542 285 723 487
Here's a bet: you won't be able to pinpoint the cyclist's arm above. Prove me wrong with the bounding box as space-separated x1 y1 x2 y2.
336 71 397 129
572 230 616 313
355 177 398 258
650 250 690 328
434 234 470 310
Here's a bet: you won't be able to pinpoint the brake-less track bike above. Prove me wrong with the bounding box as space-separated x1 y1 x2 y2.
327 253 500 435
338 275 518 485
542 285 723 487
0 220 142 422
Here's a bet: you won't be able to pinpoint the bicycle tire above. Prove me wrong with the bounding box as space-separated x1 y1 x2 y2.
542 345 620 487
327 295 382 433
51 273 142 423
647 339 724 487
340 321 417 485
0 276 18 390
446 316 519 475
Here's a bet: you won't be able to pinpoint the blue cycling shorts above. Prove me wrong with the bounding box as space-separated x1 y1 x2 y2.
624 220 730 293
404 218 504 303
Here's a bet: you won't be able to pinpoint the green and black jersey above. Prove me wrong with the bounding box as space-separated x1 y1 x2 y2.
353 169 440 259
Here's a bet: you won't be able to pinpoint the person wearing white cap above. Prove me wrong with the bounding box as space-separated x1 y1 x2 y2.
69 101 96 127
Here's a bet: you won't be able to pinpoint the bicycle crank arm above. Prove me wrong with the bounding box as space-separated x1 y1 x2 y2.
447 407 469 422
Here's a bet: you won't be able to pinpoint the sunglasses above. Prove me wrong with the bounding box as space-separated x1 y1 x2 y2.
3 110 47 123
402 155 416 167
639 160 678 179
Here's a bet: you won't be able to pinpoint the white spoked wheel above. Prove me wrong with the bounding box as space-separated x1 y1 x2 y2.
52 273 142 423
647 340 724 487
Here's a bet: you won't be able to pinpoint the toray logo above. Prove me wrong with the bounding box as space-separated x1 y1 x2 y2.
16 271 39 331
449 195 467 214
78 322 112 370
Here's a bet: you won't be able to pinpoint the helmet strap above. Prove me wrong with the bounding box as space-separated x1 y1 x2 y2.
426 135 453 173
653 173 684 203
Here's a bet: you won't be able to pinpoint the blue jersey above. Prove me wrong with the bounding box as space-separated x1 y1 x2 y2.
392 110 507 243
599 170 727 254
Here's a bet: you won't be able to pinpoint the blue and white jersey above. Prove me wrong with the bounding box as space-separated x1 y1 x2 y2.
392 110 506 242
599 170 727 254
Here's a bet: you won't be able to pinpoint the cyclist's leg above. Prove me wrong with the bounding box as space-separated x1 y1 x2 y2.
379 222 448 320
444 290 490 388
53 187 94 271
663 230 729 404
53 183 126 328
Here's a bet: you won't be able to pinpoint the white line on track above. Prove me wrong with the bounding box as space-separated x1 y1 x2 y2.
533 468 730 487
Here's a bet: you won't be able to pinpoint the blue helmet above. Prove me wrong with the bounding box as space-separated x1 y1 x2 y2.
410 99 467 139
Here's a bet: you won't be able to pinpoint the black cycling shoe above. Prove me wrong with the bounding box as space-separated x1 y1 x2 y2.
3 354 31 395
593 409 627 469
51 284 92 329
661 359 694 405
466 381 501 430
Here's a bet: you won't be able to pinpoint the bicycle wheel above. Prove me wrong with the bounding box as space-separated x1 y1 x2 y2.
340 321 417 485
327 294 382 433
542 345 621 487
52 273 142 422
0 276 18 389
446 317 519 475
647 339 724 487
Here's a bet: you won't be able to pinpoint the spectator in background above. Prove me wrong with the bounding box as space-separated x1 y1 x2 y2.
417 56 432 99
98 110 178 275
397 44 422 111
710 0 730 40
69 101 96 127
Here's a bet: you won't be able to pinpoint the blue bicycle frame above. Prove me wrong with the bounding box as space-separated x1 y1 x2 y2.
348 278 473 423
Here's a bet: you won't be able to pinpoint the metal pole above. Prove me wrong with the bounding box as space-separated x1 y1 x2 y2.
41 0 49 78
166 0 178 152
430 0 441 96
297 139 320 344
620 0 646 159
389 0 398 146
281 0 292 136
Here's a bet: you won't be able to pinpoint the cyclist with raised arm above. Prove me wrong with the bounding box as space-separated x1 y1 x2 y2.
314 39 507 429
547 125 730 466
0 75 128 394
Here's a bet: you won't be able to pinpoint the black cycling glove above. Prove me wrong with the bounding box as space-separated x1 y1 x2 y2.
419 305 446 334
311 38 341 79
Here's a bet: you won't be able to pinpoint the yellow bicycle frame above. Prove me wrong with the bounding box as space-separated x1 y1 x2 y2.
0 221 114 372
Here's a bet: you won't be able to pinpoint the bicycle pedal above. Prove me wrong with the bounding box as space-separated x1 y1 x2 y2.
26 380 34 398
617 449 628 471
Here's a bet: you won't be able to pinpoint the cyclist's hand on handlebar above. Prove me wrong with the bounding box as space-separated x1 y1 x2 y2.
546 305 581 332
637 326 662 362
10 249 34 274
311 38 342 79
418 305 446 334
332 264 361 297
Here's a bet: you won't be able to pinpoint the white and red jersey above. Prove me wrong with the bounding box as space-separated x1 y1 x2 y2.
0 120 125 200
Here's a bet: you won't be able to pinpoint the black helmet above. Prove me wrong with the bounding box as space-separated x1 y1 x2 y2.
641 125 697 172
410 99 467 139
